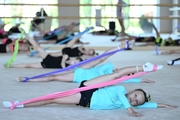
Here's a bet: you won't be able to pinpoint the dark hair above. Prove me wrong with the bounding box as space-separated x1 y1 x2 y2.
91 49 96 55
135 89 148 105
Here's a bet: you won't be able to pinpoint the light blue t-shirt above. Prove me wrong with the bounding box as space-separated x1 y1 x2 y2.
90 86 131 110
90 85 157 110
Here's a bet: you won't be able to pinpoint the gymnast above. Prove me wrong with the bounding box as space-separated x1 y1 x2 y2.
114 22 180 47
116 0 130 36
0 38 30 53
28 30 97 58
33 22 87 44
136 22 180 46
31 8 48 32
3 62 177 117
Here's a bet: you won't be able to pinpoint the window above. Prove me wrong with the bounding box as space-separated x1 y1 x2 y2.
79 0 157 33
0 0 58 31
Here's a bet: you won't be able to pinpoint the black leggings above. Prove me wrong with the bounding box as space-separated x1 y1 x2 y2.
0 44 7 53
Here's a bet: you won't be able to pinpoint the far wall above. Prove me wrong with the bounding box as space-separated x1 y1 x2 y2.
58 0 174 33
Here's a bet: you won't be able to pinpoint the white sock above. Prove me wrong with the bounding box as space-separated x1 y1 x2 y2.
3 100 24 108
143 62 163 72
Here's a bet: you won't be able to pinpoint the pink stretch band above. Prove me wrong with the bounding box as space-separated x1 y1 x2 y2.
10 72 148 110
10 46 14 52
2 38 8 44
10 101 15 107
152 65 157 71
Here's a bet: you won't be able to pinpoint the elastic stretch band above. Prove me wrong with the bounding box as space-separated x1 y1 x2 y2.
155 45 159 55
126 40 129 49
5 31 24 68
10 45 14 52
10 71 148 110
2 38 8 44
23 48 125 82
152 65 157 71
10 101 15 107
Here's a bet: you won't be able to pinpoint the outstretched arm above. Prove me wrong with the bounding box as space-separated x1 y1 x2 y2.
151 22 160 38
157 103 178 108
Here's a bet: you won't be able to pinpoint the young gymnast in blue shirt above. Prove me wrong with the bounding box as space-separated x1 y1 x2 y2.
3 62 177 117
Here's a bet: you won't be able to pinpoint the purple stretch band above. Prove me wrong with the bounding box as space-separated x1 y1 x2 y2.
155 45 159 55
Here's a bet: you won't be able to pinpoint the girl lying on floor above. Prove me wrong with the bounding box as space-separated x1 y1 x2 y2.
0 38 30 53
113 23 180 47
31 32 96 58
3 62 177 117
33 22 88 45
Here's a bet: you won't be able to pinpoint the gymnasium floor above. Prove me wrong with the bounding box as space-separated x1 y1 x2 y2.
0 33 180 120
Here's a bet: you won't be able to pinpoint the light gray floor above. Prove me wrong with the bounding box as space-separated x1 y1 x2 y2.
0 49 179 120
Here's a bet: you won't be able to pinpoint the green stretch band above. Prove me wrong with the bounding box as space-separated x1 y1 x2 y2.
6 31 24 68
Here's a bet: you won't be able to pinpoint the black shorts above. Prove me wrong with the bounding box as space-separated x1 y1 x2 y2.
0 44 7 53
135 37 145 42
76 81 98 107
40 55 63 68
